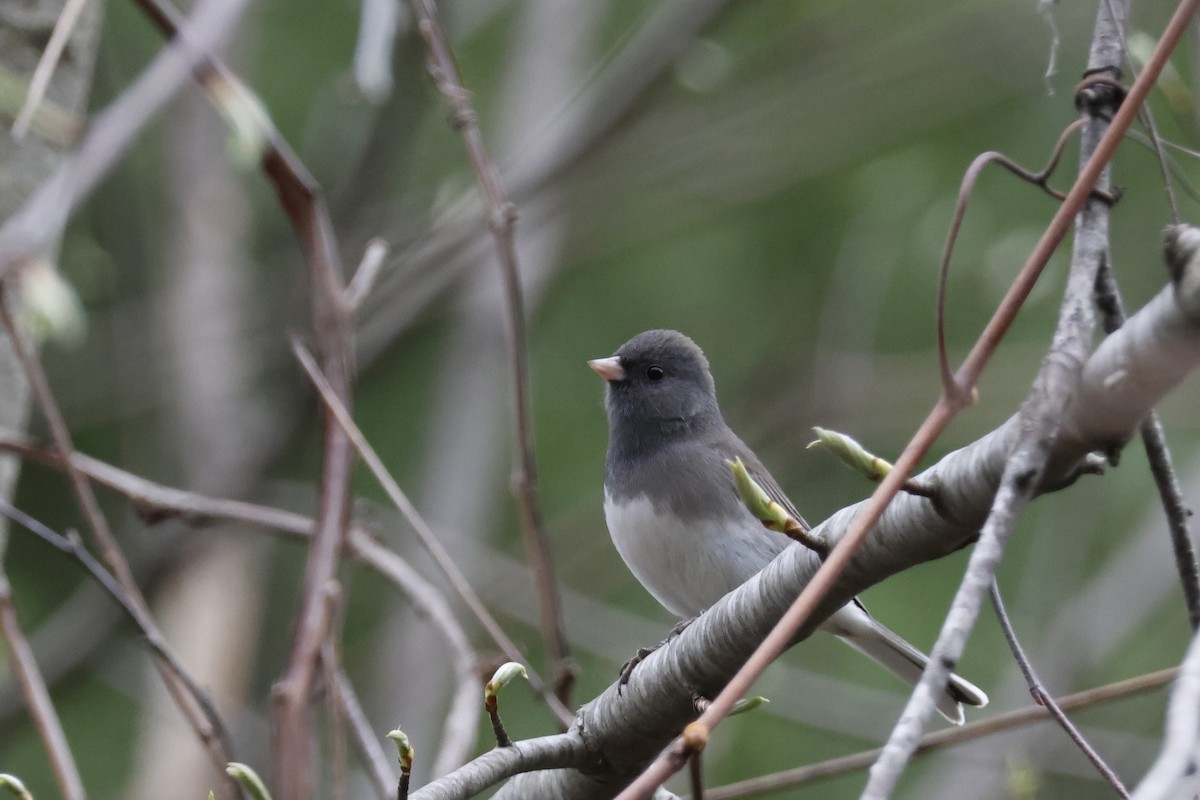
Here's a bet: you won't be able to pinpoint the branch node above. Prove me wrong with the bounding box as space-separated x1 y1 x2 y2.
1074 70 1127 115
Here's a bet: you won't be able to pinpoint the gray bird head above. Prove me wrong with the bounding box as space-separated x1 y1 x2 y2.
589 330 724 454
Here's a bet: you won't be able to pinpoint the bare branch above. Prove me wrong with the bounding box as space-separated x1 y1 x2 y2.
290 337 574 727
0 500 238 776
0 289 238 781
704 667 1179 799
0 568 83 800
989 580 1129 797
408 0 573 706
412 732 592 800
345 238 390 313
334 669 396 800
11 0 89 140
0 425 484 778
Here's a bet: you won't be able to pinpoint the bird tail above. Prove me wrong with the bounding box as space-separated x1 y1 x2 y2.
835 619 988 725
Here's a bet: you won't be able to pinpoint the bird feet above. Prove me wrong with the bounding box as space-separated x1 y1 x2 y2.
617 614 698 694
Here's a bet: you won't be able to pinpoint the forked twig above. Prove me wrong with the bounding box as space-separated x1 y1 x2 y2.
990 579 1129 797
290 337 574 727
0 290 238 781
935 118 1097 398
0 500 238 775
702 667 1178 799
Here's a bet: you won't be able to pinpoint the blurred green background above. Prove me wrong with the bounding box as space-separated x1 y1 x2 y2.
3 0 1200 798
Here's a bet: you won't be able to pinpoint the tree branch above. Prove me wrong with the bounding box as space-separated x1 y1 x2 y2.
408 0 573 706
704 666 1179 799
423 224 1200 798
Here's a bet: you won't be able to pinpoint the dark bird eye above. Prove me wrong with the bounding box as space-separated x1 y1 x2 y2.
647 365 665 381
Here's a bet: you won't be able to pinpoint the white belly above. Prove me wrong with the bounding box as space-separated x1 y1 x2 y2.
604 491 786 617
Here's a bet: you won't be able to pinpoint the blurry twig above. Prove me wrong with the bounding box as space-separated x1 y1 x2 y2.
334 669 395 800
409 0 574 708
989 579 1129 797
0 568 83 800
0 500 238 776
0 291 239 780
703 667 1179 799
0 64 80 146
688 749 704 800
352 0 403 102
934 118 1095 398
1093 259 1200 629
11 0 89 139
0 0 250 279
345 238 390 313
0 421 483 775
321 588 349 800
127 1 360 791
1100 0 1180 222
290 338 574 727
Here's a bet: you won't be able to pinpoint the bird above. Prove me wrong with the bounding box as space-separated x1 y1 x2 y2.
589 328 988 724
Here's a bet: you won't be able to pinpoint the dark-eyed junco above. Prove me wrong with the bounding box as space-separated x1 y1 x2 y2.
589 329 987 724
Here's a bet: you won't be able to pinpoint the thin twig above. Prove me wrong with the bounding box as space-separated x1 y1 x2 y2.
408 0 574 708
345 238 390 313
613 1 1186 795
1093 258 1200 629
0 0 251 279
290 337 574 726
334 669 396 800
1101 0 1181 222
322 587 349 800
935 118 1090 397
0 499 239 773
0 291 239 780
352 0 402 102
11 0 90 139
703 667 1179 799
0 420 484 776
989 579 1130 797
0 568 84 800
